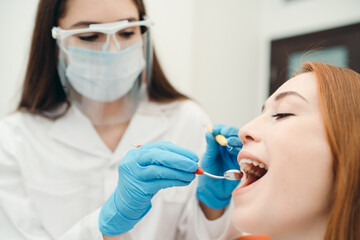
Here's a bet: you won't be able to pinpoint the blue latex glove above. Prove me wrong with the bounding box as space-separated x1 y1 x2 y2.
99 141 199 236
197 124 242 209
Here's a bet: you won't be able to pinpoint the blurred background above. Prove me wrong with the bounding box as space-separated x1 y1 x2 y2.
0 0 359 127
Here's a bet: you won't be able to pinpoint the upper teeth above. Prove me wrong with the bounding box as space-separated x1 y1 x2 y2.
239 159 268 171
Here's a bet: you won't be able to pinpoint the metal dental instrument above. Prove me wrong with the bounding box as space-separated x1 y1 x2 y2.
194 167 243 181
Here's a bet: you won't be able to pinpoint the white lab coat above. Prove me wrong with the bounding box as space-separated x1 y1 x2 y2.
0 97 233 240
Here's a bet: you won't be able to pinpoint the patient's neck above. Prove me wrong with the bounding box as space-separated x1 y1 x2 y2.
271 216 327 240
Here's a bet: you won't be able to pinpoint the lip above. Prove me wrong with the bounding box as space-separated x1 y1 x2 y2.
237 150 267 166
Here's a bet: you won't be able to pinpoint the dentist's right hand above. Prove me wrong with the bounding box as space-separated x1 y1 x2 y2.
99 141 199 237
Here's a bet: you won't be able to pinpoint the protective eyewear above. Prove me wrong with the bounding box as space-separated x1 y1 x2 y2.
52 19 153 52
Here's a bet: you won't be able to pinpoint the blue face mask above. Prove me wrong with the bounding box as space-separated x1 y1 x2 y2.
61 40 145 102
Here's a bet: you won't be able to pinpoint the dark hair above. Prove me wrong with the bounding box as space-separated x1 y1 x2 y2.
17 0 187 119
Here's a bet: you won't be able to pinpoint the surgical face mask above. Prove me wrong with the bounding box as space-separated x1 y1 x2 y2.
63 40 145 102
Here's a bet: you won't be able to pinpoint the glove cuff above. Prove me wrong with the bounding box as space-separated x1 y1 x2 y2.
99 192 151 236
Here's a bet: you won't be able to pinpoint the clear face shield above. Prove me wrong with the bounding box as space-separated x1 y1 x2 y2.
52 19 153 126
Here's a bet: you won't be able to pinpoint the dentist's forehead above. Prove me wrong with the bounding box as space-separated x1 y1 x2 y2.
59 0 139 29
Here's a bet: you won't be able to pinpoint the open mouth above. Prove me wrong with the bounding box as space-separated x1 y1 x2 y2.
239 159 268 188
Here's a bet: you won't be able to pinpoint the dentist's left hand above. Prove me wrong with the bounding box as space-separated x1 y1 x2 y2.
99 142 199 236
197 124 242 210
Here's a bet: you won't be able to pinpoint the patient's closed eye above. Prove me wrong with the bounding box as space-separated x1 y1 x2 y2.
271 113 294 120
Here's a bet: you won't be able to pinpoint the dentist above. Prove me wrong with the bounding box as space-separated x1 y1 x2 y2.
0 0 241 239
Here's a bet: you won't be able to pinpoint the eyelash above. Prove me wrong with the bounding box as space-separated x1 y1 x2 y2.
119 32 135 38
79 35 99 41
271 113 294 120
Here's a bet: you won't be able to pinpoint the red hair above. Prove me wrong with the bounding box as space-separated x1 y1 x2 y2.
301 62 360 240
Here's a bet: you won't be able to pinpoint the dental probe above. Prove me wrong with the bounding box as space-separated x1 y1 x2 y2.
131 144 242 180
207 125 232 149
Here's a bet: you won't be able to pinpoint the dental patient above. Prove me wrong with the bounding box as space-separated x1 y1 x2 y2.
228 62 360 240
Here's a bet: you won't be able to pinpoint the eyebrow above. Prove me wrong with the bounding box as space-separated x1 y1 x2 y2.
262 91 309 112
70 17 138 28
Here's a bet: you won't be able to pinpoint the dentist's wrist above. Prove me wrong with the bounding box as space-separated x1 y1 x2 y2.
198 200 226 220
99 192 151 236
196 185 231 209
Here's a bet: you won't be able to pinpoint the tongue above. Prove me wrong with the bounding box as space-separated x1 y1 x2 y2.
246 173 258 185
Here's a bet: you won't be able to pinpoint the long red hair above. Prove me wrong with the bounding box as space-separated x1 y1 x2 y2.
301 62 360 240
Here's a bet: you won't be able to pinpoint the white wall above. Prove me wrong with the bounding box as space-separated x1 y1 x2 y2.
0 0 38 117
192 0 264 126
144 0 195 96
0 0 360 129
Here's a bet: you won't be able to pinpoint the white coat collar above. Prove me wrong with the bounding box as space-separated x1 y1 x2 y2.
49 97 171 158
